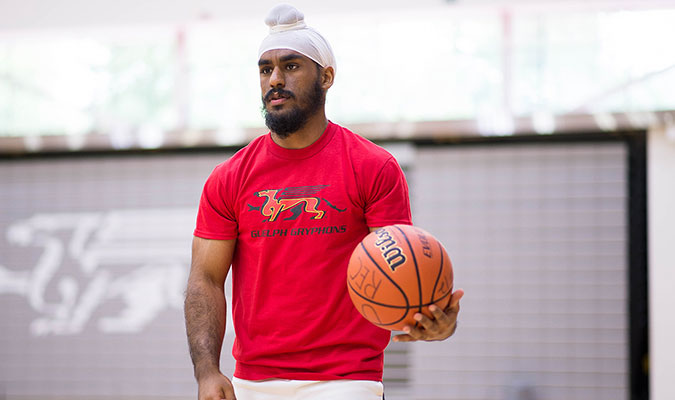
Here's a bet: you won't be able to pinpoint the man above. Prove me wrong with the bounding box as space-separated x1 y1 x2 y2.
184 5 463 400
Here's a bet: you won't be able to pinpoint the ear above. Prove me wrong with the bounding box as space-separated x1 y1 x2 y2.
321 66 335 90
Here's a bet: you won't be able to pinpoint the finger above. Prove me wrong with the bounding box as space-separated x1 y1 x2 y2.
402 324 426 340
392 333 416 342
223 391 237 400
441 291 462 337
446 288 465 313
413 310 439 332
427 305 450 326
223 382 237 400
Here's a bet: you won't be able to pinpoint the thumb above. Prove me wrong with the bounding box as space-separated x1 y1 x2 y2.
222 385 236 400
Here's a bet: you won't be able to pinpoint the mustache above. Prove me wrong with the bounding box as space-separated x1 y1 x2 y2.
264 88 295 103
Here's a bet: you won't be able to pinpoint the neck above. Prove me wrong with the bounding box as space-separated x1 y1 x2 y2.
271 111 329 149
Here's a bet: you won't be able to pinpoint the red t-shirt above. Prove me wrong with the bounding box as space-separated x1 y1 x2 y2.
194 122 412 381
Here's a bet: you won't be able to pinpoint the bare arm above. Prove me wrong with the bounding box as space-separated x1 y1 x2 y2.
185 237 236 400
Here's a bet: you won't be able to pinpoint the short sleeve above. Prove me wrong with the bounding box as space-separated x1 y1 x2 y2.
194 165 238 240
364 157 412 228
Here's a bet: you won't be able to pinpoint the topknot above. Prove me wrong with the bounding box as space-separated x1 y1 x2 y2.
265 4 306 32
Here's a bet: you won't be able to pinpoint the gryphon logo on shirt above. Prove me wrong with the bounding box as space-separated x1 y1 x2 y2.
247 185 347 238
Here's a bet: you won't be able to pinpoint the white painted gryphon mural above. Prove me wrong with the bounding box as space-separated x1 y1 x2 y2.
0 208 196 336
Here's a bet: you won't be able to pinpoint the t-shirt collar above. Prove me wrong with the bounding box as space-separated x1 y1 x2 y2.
266 121 337 160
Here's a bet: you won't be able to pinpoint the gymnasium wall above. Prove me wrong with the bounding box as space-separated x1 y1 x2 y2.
0 136 635 400
0 153 228 398
404 140 630 400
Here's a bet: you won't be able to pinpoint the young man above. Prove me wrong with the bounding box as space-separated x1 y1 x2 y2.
184 5 463 400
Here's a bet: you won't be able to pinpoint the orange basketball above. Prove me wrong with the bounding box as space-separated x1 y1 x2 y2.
347 224 453 331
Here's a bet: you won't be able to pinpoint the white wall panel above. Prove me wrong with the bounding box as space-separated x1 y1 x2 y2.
648 126 675 400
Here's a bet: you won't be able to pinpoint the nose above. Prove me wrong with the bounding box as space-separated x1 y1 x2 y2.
269 66 284 88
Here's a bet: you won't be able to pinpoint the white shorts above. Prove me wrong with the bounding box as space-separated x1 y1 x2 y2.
232 377 385 400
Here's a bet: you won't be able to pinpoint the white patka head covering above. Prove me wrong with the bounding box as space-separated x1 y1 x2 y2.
258 4 336 72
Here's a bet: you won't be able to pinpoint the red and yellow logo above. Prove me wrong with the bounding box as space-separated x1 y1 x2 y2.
248 185 345 222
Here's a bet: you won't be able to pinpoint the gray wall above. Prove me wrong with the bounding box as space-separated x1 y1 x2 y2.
0 140 629 400
402 142 628 400
0 153 230 399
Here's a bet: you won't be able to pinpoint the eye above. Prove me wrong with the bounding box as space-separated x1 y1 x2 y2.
260 66 272 75
286 63 299 71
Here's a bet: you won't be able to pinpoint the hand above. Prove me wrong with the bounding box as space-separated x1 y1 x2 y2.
393 288 464 342
198 371 236 400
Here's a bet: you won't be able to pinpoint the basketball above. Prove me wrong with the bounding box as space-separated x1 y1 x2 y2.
347 224 453 331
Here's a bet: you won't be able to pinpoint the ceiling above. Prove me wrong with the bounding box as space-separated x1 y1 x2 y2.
0 0 672 31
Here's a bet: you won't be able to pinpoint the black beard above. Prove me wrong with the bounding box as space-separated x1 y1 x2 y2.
262 79 325 138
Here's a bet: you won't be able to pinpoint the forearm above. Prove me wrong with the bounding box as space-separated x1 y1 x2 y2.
184 278 226 380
